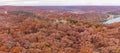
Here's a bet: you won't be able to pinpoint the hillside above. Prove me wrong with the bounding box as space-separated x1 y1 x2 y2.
0 6 119 53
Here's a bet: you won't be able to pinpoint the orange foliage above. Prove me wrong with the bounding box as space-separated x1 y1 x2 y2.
0 45 9 52
0 10 119 53
10 47 22 53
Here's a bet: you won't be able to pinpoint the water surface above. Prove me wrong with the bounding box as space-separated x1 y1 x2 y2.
104 17 120 24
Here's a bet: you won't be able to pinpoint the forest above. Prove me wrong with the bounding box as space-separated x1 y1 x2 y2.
0 6 119 53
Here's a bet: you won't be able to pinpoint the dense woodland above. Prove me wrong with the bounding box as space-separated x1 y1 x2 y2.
0 9 119 53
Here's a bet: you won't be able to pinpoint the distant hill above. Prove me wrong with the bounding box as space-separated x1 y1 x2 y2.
0 6 120 12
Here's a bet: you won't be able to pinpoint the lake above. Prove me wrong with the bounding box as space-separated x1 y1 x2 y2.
103 17 120 24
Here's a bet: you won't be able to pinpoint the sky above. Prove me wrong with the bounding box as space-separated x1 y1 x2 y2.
0 0 120 6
